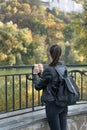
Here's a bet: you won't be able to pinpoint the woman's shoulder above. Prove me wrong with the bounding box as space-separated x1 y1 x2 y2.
44 65 54 72
43 66 51 74
43 66 57 77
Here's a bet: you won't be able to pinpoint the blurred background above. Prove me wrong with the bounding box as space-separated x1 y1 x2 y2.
0 0 87 66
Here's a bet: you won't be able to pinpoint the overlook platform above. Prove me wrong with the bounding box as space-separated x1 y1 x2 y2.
0 102 87 130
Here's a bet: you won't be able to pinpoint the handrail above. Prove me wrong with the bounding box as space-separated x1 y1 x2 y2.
0 64 87 69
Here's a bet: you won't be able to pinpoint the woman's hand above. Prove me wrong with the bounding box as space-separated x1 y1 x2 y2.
33 64 43 74
38 64 43 73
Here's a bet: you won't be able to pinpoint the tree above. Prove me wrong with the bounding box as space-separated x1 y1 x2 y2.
0 21 32 65
72 0 87 63
0 0 85 65
23 34 48 64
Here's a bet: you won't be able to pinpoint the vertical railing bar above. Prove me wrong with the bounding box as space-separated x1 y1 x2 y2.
74 72 76 81
81 73 83 100
79 72 81 100
32 67 34 111
5 76 8 112
76 72 81 100
19 75 21 109
26 74 28 108
38 91 41 106
12 75 15 111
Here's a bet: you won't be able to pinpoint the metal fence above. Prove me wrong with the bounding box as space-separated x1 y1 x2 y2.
0 64 87 119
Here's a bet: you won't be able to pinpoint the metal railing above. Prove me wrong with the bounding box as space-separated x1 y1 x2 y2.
0 64 87 119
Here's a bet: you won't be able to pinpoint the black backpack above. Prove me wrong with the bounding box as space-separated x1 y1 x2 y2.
54 65 80 107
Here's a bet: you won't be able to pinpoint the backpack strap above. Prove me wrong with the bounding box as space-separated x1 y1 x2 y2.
55 65 68 79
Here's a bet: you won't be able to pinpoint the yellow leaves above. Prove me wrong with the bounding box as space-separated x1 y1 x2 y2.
22 3 31 14
32 5 38 11
47 27 63 38
46 21 65 30
0 53 7 61
0 22 3 28
6 5 12 12
48 13 54 19
76 55 84 62
73 50 85 63
55 32 64 39
0 21 33 59
56 23 65 29
46 21 56 27
13 7 18 14
19 28 32 45
79 56 84 62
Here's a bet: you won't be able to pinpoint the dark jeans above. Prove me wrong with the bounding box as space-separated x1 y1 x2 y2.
45 101 68 130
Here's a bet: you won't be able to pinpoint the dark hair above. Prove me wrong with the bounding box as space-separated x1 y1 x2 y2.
49 44 62 66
